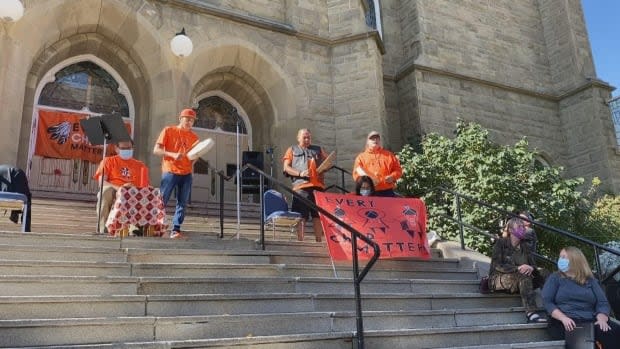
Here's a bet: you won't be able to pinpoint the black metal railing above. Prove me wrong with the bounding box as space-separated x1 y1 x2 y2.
204 163 233 238
207 162 380 348
324 165 351 193
248 164 380 349
428 187 620 284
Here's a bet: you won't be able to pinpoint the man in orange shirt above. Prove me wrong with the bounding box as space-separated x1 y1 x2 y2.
352 131 402 197
282 129 329 242
153 108 199 239
94 140 149 234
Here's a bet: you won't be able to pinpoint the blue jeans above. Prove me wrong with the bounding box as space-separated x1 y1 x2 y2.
160 172 192 232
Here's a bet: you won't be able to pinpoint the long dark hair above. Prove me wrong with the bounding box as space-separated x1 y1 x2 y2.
355 176 375 195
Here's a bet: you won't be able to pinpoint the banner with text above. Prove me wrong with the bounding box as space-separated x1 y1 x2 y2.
315 191 431 261
35 110 129 163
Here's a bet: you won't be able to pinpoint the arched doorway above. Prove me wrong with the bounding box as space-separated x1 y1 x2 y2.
28 55 135 197
192 92 251 202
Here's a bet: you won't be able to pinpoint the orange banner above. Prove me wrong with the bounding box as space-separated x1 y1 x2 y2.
35 110 129 163
315 192 431 261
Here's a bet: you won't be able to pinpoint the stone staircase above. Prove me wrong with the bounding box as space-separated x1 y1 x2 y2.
0 197 565 348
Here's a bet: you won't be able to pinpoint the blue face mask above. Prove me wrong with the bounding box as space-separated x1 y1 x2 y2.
118 149 133 160
360 189 371 196
557 257 570 272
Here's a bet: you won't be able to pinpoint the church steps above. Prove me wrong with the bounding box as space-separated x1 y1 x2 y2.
0 311 542 348
6 325 558 349
0 259 477 280
0 198 561 348
0 292 523 319
0 244 128 262
0 275 482 296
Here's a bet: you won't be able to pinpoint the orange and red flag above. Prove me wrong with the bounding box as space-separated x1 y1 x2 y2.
35 110 130 163
314 191 431 261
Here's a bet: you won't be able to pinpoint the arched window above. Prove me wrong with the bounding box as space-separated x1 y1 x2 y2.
364 0 383 39
195 96 248 134
38 61 129 116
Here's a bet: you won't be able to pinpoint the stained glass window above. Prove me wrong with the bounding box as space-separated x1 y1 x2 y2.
195 96 248 134
39 61 129 116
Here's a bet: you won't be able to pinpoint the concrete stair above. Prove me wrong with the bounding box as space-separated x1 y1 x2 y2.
0 198 563 348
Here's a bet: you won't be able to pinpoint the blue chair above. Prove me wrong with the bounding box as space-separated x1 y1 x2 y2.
264 189 302 240
0 192 29 232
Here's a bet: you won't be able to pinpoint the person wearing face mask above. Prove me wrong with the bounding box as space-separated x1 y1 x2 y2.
153 108 200 239
355 175 375 196
352 131 402 197
488 217 547 323
94 140 149 235
542 246 619 349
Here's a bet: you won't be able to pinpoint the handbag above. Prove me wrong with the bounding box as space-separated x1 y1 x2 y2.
479 276 491 294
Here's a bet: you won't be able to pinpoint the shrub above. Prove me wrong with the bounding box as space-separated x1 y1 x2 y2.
397 120 620 257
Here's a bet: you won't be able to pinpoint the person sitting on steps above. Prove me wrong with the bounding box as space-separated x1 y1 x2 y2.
488 217 547 323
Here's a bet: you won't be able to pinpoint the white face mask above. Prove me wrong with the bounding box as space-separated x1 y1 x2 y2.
118 149 133 160
360 189 372 196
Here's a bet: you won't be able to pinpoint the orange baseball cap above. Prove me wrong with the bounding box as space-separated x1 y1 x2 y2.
179 108 196 118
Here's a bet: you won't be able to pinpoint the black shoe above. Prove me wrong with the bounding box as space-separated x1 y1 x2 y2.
132 226 144 237
9 211 20 224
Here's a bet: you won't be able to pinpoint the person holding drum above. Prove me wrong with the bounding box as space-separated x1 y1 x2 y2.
352 131 402 197
282 128 332 242
153 108 200 239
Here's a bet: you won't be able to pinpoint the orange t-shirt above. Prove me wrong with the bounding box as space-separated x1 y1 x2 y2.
156 126 199 175
94 156 149 188
352 147 402 191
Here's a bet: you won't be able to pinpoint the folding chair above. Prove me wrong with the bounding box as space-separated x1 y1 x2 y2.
263 189 302 240
0 192 29 232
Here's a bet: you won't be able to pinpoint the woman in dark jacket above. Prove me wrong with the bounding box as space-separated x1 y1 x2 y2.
489 217 545 323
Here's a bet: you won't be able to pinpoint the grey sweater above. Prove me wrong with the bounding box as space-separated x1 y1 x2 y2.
542 272 610 321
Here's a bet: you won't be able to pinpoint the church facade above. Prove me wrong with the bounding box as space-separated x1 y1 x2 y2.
0 0 618 201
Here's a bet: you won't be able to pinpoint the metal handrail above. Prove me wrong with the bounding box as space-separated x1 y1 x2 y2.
206 162 380 348
430 187 620 283
327 165 351 193
204 163 234 238
245 163 380 349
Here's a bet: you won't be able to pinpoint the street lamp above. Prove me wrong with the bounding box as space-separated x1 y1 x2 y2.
170 28 193 57
0 0 24 22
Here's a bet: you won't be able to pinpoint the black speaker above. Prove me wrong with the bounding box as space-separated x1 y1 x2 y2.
242 151 264 177
241 151 264 194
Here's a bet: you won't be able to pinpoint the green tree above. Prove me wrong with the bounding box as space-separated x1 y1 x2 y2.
397 120 620 257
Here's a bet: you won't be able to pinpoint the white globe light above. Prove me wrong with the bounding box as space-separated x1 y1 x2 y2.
0 0 24 22
170 30 193 58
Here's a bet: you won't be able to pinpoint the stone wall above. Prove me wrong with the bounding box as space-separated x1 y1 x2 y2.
386 0 619 192
0 0 380 193
558 86 619 190
1 0 618 194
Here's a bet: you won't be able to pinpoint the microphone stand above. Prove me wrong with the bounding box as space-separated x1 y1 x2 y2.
233 107 240 240
96 120 112 235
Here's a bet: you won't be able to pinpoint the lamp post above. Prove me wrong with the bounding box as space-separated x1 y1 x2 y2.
0 0 24 22
170 28 193 58
232 107 241 239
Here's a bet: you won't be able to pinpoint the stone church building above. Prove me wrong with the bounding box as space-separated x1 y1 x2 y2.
0 0 618 202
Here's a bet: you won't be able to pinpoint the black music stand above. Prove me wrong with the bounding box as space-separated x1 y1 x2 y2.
80 114 131 234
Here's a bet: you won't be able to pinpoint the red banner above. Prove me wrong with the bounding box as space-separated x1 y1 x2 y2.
315 192 431 261
35 110 130 163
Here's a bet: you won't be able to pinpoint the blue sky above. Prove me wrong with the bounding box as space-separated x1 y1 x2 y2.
582 1 619 97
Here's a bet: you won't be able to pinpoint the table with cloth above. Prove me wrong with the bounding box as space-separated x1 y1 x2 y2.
105 186 167 237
